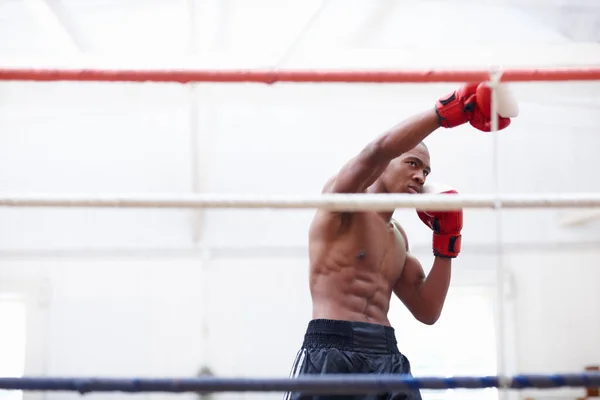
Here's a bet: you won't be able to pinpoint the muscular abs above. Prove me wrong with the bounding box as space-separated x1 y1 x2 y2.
309 211 408 326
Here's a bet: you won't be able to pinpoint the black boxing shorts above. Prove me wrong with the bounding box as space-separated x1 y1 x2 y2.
284 319 422 400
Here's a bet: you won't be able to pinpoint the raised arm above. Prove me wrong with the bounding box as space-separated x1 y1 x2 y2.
326 109 439 194
325 81 516 194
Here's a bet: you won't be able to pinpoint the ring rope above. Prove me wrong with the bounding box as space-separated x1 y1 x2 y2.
0 374 598 394
0 193 600 210
0 67 599 83
488 68 509 400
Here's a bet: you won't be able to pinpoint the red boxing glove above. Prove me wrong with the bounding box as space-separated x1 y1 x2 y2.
435 82 511 132
417 185 463 258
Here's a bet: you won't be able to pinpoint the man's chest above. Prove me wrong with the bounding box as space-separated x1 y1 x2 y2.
350 216 408 273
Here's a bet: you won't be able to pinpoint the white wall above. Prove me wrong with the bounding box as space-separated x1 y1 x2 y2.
0 74 599 400
2 247 599 400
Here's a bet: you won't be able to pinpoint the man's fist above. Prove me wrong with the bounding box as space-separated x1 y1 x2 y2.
417 184 463 258
435 82 517 132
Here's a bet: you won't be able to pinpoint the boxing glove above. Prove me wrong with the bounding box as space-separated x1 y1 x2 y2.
435 82 517 132
417 184 463 258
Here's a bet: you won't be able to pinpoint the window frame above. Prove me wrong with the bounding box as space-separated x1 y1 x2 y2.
0 277 50 400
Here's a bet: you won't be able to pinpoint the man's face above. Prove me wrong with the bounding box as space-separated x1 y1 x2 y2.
384 144 431 194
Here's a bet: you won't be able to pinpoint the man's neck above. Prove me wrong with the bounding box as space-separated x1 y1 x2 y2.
366 180 395 223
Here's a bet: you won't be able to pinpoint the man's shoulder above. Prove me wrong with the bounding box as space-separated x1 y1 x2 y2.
390 218 403 231
391 218 410 251
321 175 338 193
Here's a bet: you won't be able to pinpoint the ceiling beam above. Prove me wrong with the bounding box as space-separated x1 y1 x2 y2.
560 210 600 227
24 0 87 52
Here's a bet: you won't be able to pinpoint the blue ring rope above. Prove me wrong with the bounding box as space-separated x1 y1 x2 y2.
0 374 599 394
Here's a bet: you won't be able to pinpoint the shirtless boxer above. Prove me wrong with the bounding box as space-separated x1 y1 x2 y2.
286 82 514 400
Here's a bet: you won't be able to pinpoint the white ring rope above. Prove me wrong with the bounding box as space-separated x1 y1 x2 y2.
0 193 599 210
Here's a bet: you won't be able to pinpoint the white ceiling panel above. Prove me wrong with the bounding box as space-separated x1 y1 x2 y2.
0 0 599 63
0 0 71 54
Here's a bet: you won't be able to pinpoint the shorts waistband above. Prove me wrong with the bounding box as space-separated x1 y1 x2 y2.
302 319 399 354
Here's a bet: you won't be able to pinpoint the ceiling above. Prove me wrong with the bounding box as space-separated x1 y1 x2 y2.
1 0 599 61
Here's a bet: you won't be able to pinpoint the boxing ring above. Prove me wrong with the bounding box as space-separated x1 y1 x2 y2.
1 65 600 398
1 374 600 395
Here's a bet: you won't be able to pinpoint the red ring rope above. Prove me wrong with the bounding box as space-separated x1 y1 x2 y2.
0 67 599 83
